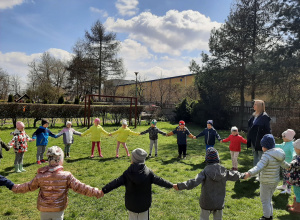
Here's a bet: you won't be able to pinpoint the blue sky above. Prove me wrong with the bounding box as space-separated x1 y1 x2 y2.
0 0 233 85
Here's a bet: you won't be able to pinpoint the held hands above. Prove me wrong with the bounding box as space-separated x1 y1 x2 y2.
193 136 196 139
109 133 112 136
173 184 179 191
243 172 251 180
220 140 223 143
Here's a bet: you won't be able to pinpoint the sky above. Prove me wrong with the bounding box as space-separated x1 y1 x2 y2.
0 0 233 88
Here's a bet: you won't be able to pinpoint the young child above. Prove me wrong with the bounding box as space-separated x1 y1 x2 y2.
0 175 14 190
81 118 109 158
244 134 289 220
56 121 82 158
221 126 247 171
286 139 300 214
195 120 222 150
0 135 11 165
140 119 167 157
32 119 57 164
174 147 244 220
9 121 34 173
110 120 140 158
12 146 101 220
275 129 296 194
100 148 174 219
167 120 195 159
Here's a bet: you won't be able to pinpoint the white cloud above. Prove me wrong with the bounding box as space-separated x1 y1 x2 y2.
105 10 221 56
115 0 139 16
0 0 24 9
120 39 153 61
90 7 108 17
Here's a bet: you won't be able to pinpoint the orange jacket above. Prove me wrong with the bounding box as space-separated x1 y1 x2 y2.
12 166 100 212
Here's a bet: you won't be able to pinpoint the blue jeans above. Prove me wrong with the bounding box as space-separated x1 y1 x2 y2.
206 145 214 150
252 146 263 166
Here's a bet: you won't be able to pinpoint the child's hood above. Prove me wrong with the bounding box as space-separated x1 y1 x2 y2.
127 163 149 184
204 163 227 182
265 148 285 162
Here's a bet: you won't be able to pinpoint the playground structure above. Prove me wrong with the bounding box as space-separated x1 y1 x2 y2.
84 94 138 128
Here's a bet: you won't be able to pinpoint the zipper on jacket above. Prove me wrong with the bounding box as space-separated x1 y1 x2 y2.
207 131 209 145
254 127 260 148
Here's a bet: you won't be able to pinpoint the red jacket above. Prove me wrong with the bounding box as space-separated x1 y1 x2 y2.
222 134 247 152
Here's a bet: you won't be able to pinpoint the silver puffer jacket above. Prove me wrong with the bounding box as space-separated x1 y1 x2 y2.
248 148 289 185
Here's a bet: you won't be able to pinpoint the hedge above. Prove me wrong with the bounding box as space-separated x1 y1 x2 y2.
0 103 144 127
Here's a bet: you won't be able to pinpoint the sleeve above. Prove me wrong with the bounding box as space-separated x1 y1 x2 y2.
248 155 269 176
1 139 11 150
56 130 64 138
215 130 221 141
68 174 99 198
291 147 296 158
226 170 245 181
177 171 205 190
196 130 205 138
111 128 121 136
140 128 150 135
25 134 33 142
157 128 167 136
32 128 42 139
81 128 92 137
12 176 40 193
241 136 247 144
99 126 109 136
129 130 140 136
8 136 16 148
0 175 14 190
48 130 57 138
264 117 271 134
281 161 290 169
102 173 126 194
222 136 231 143
151 172 173 188
73 130 82 136
275 143 284 149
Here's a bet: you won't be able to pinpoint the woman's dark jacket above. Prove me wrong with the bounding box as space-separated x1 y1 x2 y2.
247 112 271 151
102 163 173 213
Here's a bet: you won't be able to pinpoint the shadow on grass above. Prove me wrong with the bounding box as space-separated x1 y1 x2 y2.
273 193 290 210
277 213 299 220
180 160 206 170
231 178 260 199
66 156 119 163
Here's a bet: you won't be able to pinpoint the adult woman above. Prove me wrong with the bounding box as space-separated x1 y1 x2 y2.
247 100 271 168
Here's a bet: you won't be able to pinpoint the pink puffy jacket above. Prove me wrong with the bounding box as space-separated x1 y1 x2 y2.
12 166 100 212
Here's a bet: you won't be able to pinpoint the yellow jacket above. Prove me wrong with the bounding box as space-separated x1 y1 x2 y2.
111 127 140 142
81 125 109 142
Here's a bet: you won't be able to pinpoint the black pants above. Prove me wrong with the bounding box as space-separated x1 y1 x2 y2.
178 144 187 156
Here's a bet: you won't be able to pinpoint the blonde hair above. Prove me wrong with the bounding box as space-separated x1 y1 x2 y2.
253 100 265 116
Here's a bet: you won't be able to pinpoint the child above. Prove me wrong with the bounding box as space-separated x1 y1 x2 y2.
12 146 101 220
286 139 300 213
167 120 195 159
174 147 244 220
244 134 289 220
195 120 222 150
140 119 167 157
275 129 296 194
0 175 14 190
81 118 109 158
32 119 57 164
110 120 140 158
100 148 174 219
9 121 34 173
0 135 11 165
56 121 82 158
221 126 247 171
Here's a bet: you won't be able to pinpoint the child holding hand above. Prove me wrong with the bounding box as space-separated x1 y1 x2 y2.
110 120 140 158
9 121 34 173
195 120 221 150
221 126 247 171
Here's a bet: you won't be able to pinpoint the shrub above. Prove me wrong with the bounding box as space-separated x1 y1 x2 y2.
8 94 13 102
58 96 64 104
174 98 192 123
74 97 80 104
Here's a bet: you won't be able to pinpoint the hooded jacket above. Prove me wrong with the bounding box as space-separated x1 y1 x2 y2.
222 134 247 152
275 141 296 163
196 128 221 146
102 163 173 213
247 112 271 151
12 165 99 212
111 127 140 143
0 175 14 190
177 163 243 210
140 126 166 140
9 130 32 153
81 125 109 142
56 127 82 144
248 148 289 185
32 126 57 146
0 137 10 159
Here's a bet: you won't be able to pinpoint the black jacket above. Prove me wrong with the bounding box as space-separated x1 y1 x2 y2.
0 175 14 190
140 127 166 140
0 138 10 159
196 128 221 145
102 163 173 213
247 112 271 151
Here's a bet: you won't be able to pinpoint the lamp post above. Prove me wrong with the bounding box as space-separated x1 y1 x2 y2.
134 72 138 98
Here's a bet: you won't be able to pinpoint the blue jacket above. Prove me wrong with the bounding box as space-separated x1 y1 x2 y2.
196 128 221 145
32 126 57 146
170 126 193 145
0 175 14 190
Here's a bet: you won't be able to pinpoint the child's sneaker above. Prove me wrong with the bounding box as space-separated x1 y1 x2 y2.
41 159 46 163
276 185 286 190
148 154 152 158
127 153 130 157
99 154 103 158
155 154 157 157
37 161 42 165
116 154 119 158
90 155 94 158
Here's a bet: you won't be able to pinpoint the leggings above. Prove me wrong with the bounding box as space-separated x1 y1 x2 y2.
14 152 24 165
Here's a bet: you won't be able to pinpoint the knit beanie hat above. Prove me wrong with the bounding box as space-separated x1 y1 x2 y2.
231 126 238 132
207 120 213 125
41 118 49 126
131 148 147 164
122 119 128 125
47 146 64 166
151 119 157 125
179 120 185 126
260 134 275 149
293 139 300 150
205 147 220 164
94 118 100 124
66 121 72 126
16 121 25 130
282 129 296 141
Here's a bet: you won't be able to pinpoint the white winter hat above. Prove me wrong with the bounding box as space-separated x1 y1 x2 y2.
66 121 72 126
293 139 300 150
282 129 296 141
122 119 128 125
231 126 238 132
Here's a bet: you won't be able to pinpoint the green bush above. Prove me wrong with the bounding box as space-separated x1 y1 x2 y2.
74 97 80 104
58 96 64 104
174 98 192 123
8 94 13 102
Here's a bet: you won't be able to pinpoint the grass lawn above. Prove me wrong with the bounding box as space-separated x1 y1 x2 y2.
0 121 297 220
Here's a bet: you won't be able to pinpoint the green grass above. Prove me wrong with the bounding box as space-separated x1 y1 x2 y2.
0 122 297 219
